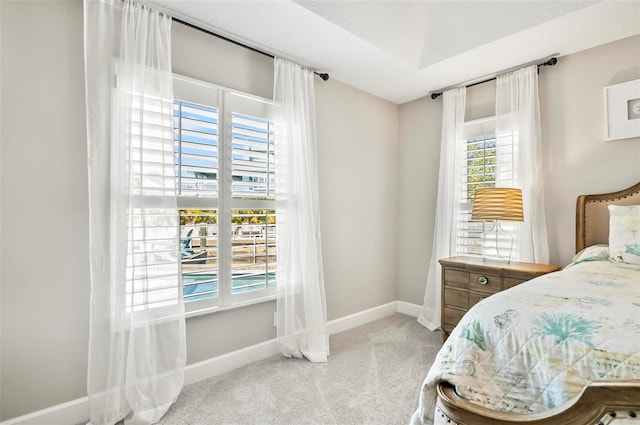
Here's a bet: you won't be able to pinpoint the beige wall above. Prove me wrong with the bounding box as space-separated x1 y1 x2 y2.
0 0 399 420
316 79 399 319
540 35 640 265
396 34 640 306
1 0 90 418
396 99 441 304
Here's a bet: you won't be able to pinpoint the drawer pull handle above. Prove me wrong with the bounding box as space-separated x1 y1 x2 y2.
478 276 488 285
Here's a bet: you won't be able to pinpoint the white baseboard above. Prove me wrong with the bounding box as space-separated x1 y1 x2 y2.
2 300 422 425
184 337 280 386
397 301 422 317
0 396 89 425
326 301 398 335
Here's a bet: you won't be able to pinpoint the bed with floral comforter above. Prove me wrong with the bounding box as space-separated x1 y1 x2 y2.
411 252 640 424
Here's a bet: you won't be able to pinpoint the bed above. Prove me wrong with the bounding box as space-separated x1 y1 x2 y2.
411 181 640 425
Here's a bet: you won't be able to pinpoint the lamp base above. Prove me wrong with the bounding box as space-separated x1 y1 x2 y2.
481 220 514 264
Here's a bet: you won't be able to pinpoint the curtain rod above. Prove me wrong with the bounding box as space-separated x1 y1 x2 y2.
429 55 558 99
172 17 330 82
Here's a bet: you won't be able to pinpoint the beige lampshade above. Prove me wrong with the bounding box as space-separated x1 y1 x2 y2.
471 188 524 222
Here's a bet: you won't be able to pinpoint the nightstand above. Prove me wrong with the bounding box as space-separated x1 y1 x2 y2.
440 256 561 340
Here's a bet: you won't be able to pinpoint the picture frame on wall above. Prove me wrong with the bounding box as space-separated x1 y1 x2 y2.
604 79 640 141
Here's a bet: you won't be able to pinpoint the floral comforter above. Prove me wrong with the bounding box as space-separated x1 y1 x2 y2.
411 257 640 424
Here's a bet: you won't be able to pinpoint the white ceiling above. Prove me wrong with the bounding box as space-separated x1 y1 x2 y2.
149 0 640 104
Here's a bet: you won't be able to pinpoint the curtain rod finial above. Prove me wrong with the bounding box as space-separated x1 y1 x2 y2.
431 92 442 100
315 72 330 81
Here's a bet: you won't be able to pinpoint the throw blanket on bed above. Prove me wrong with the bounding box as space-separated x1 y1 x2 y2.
412 258 640 424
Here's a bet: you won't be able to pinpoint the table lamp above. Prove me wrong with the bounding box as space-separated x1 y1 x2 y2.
471 187 524 263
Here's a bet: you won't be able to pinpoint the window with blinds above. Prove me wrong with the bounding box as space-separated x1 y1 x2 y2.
125 92 181 314
173 77 279 312
174 99 220 306
457 131 517 258
175 101 219 197
231 112 275 199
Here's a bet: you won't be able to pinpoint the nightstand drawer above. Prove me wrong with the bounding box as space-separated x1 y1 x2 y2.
469 272 502 294
443 307 465 329
444 287 468 309
469 292 490 307
442 322 456 334
443 269 468 289
504 277 528 289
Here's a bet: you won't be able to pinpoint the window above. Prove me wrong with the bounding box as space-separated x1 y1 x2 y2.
125 89 182 315
457 119 517 258
173 76 280 313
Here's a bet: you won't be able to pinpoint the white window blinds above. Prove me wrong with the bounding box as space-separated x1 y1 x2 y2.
175 101 219 197
124 91 181 314
457 123 518 258
173 77 280 312
231 112 275 199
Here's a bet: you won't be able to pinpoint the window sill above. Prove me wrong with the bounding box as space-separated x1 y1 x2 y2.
185 293 277 320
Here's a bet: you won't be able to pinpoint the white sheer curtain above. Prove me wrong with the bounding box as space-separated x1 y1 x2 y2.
417 87 466 331
84 1 186 424
496 66 549 263
273 58 329 362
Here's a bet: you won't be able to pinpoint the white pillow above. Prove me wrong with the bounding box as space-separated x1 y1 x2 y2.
608 204 640 264
571 244 609 265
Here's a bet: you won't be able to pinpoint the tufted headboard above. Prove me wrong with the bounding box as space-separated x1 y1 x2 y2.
575 181 640 253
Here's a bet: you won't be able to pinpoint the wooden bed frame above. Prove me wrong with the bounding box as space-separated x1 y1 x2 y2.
576 181 640 252
434 181 640 425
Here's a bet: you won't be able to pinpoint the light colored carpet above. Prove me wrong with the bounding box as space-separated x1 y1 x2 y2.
159 313 442 425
